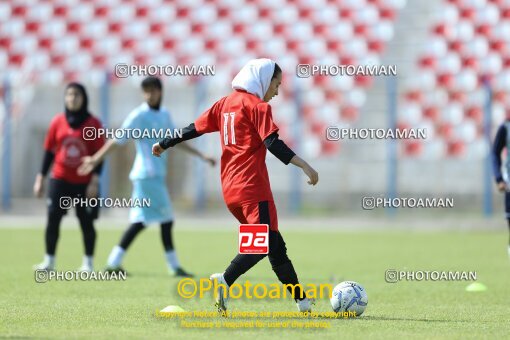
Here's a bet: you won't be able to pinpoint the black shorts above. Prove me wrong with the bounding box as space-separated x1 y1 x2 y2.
47 178 99 220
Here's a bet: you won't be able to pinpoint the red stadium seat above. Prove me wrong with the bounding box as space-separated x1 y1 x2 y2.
423 105 440 120
448 90 467 103
403 140 423 156
121 38 136 50
367 39 384 53
462 56 479 70
135 6 149 18
339 8 353 19
150 22 164 34
25 21 40 33
92 54 107 67
490 39 508 53
108 22 122 34
310 121 325 135
8 53 24 66
50 54 65 66
476 23 492 36
465 105 483 123
324 89 342 102
437 123 454 139
204 38 218 51
298 7 313 20
176 6 190 18
341 105 359 122
313 23 327 35
302 105 315 120
94 6 108 17
460 7 476 20
53 5 68 17
191 23 205 34
405 90 423 102
494 90 507 103
79 38 94 50
448 40 464 53
0 37 11 49
321 139 340 155
326 39 342 53
446 140 465 156
63 70 80 82
501 8 510 18
379 7 396 20
354 75 373 87
217 7 230 19
437 73 455 87
38 37 53 50
12 5 27 17
313 75 329 86
354 23 368 36
162 38 176 50
419 55 437 68
67 21 81 34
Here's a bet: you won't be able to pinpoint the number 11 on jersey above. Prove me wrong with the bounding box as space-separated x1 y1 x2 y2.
223 112 236 145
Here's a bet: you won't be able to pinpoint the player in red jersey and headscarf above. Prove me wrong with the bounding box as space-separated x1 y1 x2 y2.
152 59 319 313
33 83 105 272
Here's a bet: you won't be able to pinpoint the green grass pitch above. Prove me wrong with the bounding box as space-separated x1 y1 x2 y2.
1 225 509 339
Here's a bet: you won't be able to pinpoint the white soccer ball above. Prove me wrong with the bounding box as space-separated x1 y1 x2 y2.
330 281 368 316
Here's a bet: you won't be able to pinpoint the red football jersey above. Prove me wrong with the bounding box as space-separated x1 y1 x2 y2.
44 113 105 184
195 90 279 205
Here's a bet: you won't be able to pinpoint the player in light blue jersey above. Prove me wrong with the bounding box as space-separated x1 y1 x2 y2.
78 77 215 276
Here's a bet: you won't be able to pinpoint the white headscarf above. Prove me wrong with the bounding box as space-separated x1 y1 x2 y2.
231 58 276 99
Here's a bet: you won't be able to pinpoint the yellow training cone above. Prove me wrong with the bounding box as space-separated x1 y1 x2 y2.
160 305 186 313
465 282 487 292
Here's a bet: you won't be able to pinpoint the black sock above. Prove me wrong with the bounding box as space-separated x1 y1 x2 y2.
160 221 174 251
45 212 63 255
119 222 145 250
77 214 96 256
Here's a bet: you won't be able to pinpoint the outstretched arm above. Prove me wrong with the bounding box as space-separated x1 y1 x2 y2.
176 142 216 166
264 132 319 185
78 139 115 176
152 123 202 157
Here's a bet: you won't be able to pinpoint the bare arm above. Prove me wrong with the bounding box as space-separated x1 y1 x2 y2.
78 139 118 176
263 132 318 186
176 142 216 166
290 155 319 185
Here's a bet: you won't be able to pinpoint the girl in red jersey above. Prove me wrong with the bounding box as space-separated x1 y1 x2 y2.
153 59 319 313
33 83 105 272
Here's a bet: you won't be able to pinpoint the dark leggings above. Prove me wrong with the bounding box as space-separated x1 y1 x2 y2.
45 178 97 256
118 221 174 251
